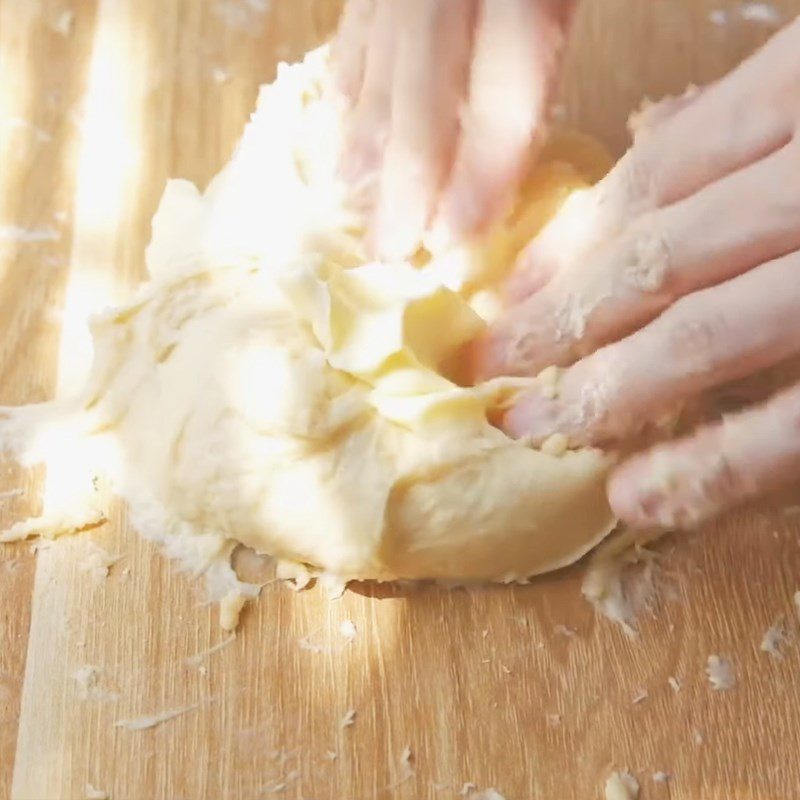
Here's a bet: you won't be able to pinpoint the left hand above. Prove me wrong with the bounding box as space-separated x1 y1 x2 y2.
332 0 577 259
470 18 800 530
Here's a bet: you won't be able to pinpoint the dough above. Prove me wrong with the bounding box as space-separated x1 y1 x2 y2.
0 49 616 591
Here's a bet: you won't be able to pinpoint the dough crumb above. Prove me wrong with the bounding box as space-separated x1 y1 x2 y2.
84 783 108 800
459 784 477 797
793 590 800 619
740 2 783 25
709 2 782 26
605 770 639 800
553 623 576 638
760 617 790 659
540 432 568 457
706 655 735 690
72 665 99 699
692 729 704 746
546 713 562 727
0 507 105 543
582 529 664 637
339 619 357 640
276 561 314 591
339 709 356 729
554 291 591 341
324 750 338 762
219 590 247 632
625 224 670 292
652 771 671 783
79 542 123 583
631 688 648 705
212 0 271 31
318 573 347 599
536 365 562 399
468 790 506 800
667 676 681 693
399 746 415 778
261 769 300 794
385 746 415 790
51 9 75 36
2 558 20 574
298 633 326 653
708 8 730 26
72 666 119 702
114 704 200 731
211 65 232 85
0 225 60 243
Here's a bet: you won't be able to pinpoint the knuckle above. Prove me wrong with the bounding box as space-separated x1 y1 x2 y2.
665 299 729 370
620 214 674 294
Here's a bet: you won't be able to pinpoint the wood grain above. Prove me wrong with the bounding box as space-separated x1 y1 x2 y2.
1 1 800 798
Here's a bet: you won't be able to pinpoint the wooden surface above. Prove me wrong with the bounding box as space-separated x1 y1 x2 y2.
2 1 800 798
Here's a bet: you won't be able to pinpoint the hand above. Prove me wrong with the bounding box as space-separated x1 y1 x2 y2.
332 0 577 259
472 18 800 530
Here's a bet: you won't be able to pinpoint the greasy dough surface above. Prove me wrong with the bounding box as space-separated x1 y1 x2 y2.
1 49 615 587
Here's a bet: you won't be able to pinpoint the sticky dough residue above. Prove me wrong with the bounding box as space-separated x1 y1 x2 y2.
0 48 617 613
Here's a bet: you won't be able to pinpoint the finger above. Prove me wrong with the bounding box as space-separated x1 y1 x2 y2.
331 0 374 102
505 86 708 302
339 0 396 188
509 19 800 301
502 249 800 444
626 84 705 142
644 17 800 206
608 381 800 529
436 0 577 240
372 0 476 259
480 138 800 377
504 186 597 303
504 86 708 301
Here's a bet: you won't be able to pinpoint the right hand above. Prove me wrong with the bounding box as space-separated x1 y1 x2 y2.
471 17 800 530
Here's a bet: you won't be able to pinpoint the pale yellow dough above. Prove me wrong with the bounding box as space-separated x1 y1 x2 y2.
1 49 616 589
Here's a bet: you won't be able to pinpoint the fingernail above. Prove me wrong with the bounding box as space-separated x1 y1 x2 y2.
502 389 561 442
609 454 708 530
467 331 511 382
608 468 667 528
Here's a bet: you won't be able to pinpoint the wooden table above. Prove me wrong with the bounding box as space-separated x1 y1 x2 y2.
2 1 800 798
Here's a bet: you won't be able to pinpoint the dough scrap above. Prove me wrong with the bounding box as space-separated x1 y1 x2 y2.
0 48 616 593
706 654 736 690
605 771 640 800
